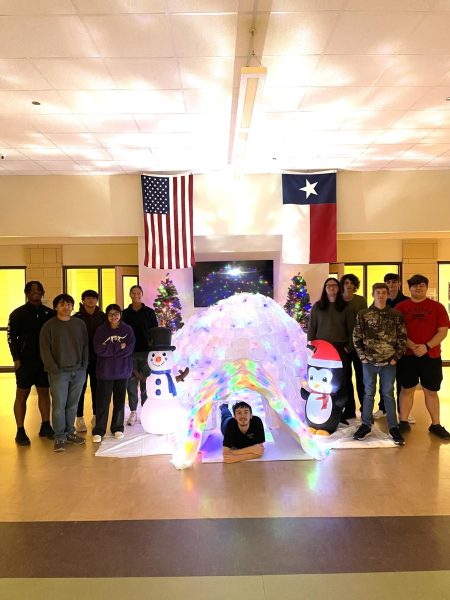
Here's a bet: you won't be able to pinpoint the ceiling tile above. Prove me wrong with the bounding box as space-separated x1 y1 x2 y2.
105 58 181 90
262 56 320 87
264 12 339 55
325 11 423 54
0 132 55 148
44 132 101 147
299 86 368 111
310 55 389 86
33 59 116 90
362 86 427 111
29 114 88 133
398 12 450 53
179 57 234 89
60 90 185 114
72 0 165 13
84 15 174 58
171 14 237 57
0 1 76 15
0 16 98 58
376 55 450 86
375 129 430 144
134 114 202 132
410 87 450 110
0 59 52 90
81 114 139 133
0 91 71 114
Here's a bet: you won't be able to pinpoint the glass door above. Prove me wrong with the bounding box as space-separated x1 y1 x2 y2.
438 263 450 362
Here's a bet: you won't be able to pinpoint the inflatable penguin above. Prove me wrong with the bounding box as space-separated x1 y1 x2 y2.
141 327 189 435
300 340 345 435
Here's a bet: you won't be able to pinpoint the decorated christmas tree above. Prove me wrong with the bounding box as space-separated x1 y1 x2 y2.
284 273 311 332
153 273 184 332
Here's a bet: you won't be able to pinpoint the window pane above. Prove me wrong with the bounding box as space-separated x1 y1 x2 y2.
66 268 99 308
367 264 399 300
123 276 138 308
345 265 365 299
438 264 450 362
0 331 13 367
101 268 116 311
0 269 26 327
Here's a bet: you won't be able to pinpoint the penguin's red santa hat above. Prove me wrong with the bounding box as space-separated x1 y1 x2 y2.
307 340 342 370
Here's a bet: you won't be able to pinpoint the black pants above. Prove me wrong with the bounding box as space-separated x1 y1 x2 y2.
77 360 98 417
331 343 350 415
343 350 365 418
93 379 127 437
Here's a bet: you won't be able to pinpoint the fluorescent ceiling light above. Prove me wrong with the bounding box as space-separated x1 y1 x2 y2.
232 66 267 166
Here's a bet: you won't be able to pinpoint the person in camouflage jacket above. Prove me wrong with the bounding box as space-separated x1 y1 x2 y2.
352 283 407 445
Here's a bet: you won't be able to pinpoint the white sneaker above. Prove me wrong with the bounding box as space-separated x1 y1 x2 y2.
92 434 102 443
127 411 137 426
114 431 124 440
91 415 96 427
76 417 87 432
373 410 385 420
407 414 416 424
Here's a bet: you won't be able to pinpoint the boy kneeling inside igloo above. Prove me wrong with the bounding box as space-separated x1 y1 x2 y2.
220 401 265 463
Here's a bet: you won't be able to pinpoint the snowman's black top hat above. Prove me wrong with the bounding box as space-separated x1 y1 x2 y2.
148 326 175 351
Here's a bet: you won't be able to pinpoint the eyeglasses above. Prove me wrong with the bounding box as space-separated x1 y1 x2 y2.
107 312 120 317
410 283 427 288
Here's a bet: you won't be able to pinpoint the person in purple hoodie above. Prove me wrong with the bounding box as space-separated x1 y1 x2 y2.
92 304 135 443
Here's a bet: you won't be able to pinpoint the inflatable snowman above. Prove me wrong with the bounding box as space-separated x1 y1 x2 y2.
300 340 345 435
141 327 189 435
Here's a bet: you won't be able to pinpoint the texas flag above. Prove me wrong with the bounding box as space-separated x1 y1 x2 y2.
281 171 337 264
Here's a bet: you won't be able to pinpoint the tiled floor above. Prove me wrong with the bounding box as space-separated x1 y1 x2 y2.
1 373 449 598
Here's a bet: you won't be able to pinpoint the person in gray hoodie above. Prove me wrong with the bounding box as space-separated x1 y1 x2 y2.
39 294 88 452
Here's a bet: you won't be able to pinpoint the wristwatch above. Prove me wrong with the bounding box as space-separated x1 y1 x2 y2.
425 343 431 351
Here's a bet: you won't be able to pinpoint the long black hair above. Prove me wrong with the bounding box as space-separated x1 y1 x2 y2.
317 277 347 312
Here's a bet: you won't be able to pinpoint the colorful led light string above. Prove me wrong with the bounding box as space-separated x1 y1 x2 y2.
171 359 329 469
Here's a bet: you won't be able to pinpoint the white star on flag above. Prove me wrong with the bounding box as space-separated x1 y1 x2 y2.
300 179 318 199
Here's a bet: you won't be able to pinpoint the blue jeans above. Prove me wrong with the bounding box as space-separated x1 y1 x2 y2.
49 370 86 441
220 405 233 436
127 352 150 411
362 363 398 430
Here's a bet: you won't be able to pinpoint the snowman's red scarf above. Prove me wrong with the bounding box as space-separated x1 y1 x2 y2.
150 369 177 396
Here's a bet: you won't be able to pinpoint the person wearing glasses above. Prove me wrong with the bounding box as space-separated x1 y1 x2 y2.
92 304 135 443
395 274 450 440
307 278 354 421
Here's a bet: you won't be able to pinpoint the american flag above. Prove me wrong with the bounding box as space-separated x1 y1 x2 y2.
141 174 195 269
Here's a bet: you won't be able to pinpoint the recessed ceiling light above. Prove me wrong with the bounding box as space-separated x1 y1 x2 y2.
31 100 41 105
446 97 450 101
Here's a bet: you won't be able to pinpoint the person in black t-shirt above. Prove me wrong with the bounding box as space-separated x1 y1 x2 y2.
220 401 265 463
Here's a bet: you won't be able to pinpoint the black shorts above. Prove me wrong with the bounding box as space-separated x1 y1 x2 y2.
396 355 443 392
15 360 49 390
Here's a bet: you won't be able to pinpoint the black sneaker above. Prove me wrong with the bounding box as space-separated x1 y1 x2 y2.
389 427 405 446
66 433 86 445
353 424 372 440
428 424 450 440
398 420 411 434
54 439 65 452
15 428 30 446
39 421 54 439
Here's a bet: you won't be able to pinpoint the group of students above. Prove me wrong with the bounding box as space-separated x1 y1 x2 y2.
7 281 157 452
307 272 450 445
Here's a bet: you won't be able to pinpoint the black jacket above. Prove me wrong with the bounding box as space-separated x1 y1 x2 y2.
74 304 107 361
122 303 158 352
8 302 56 362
